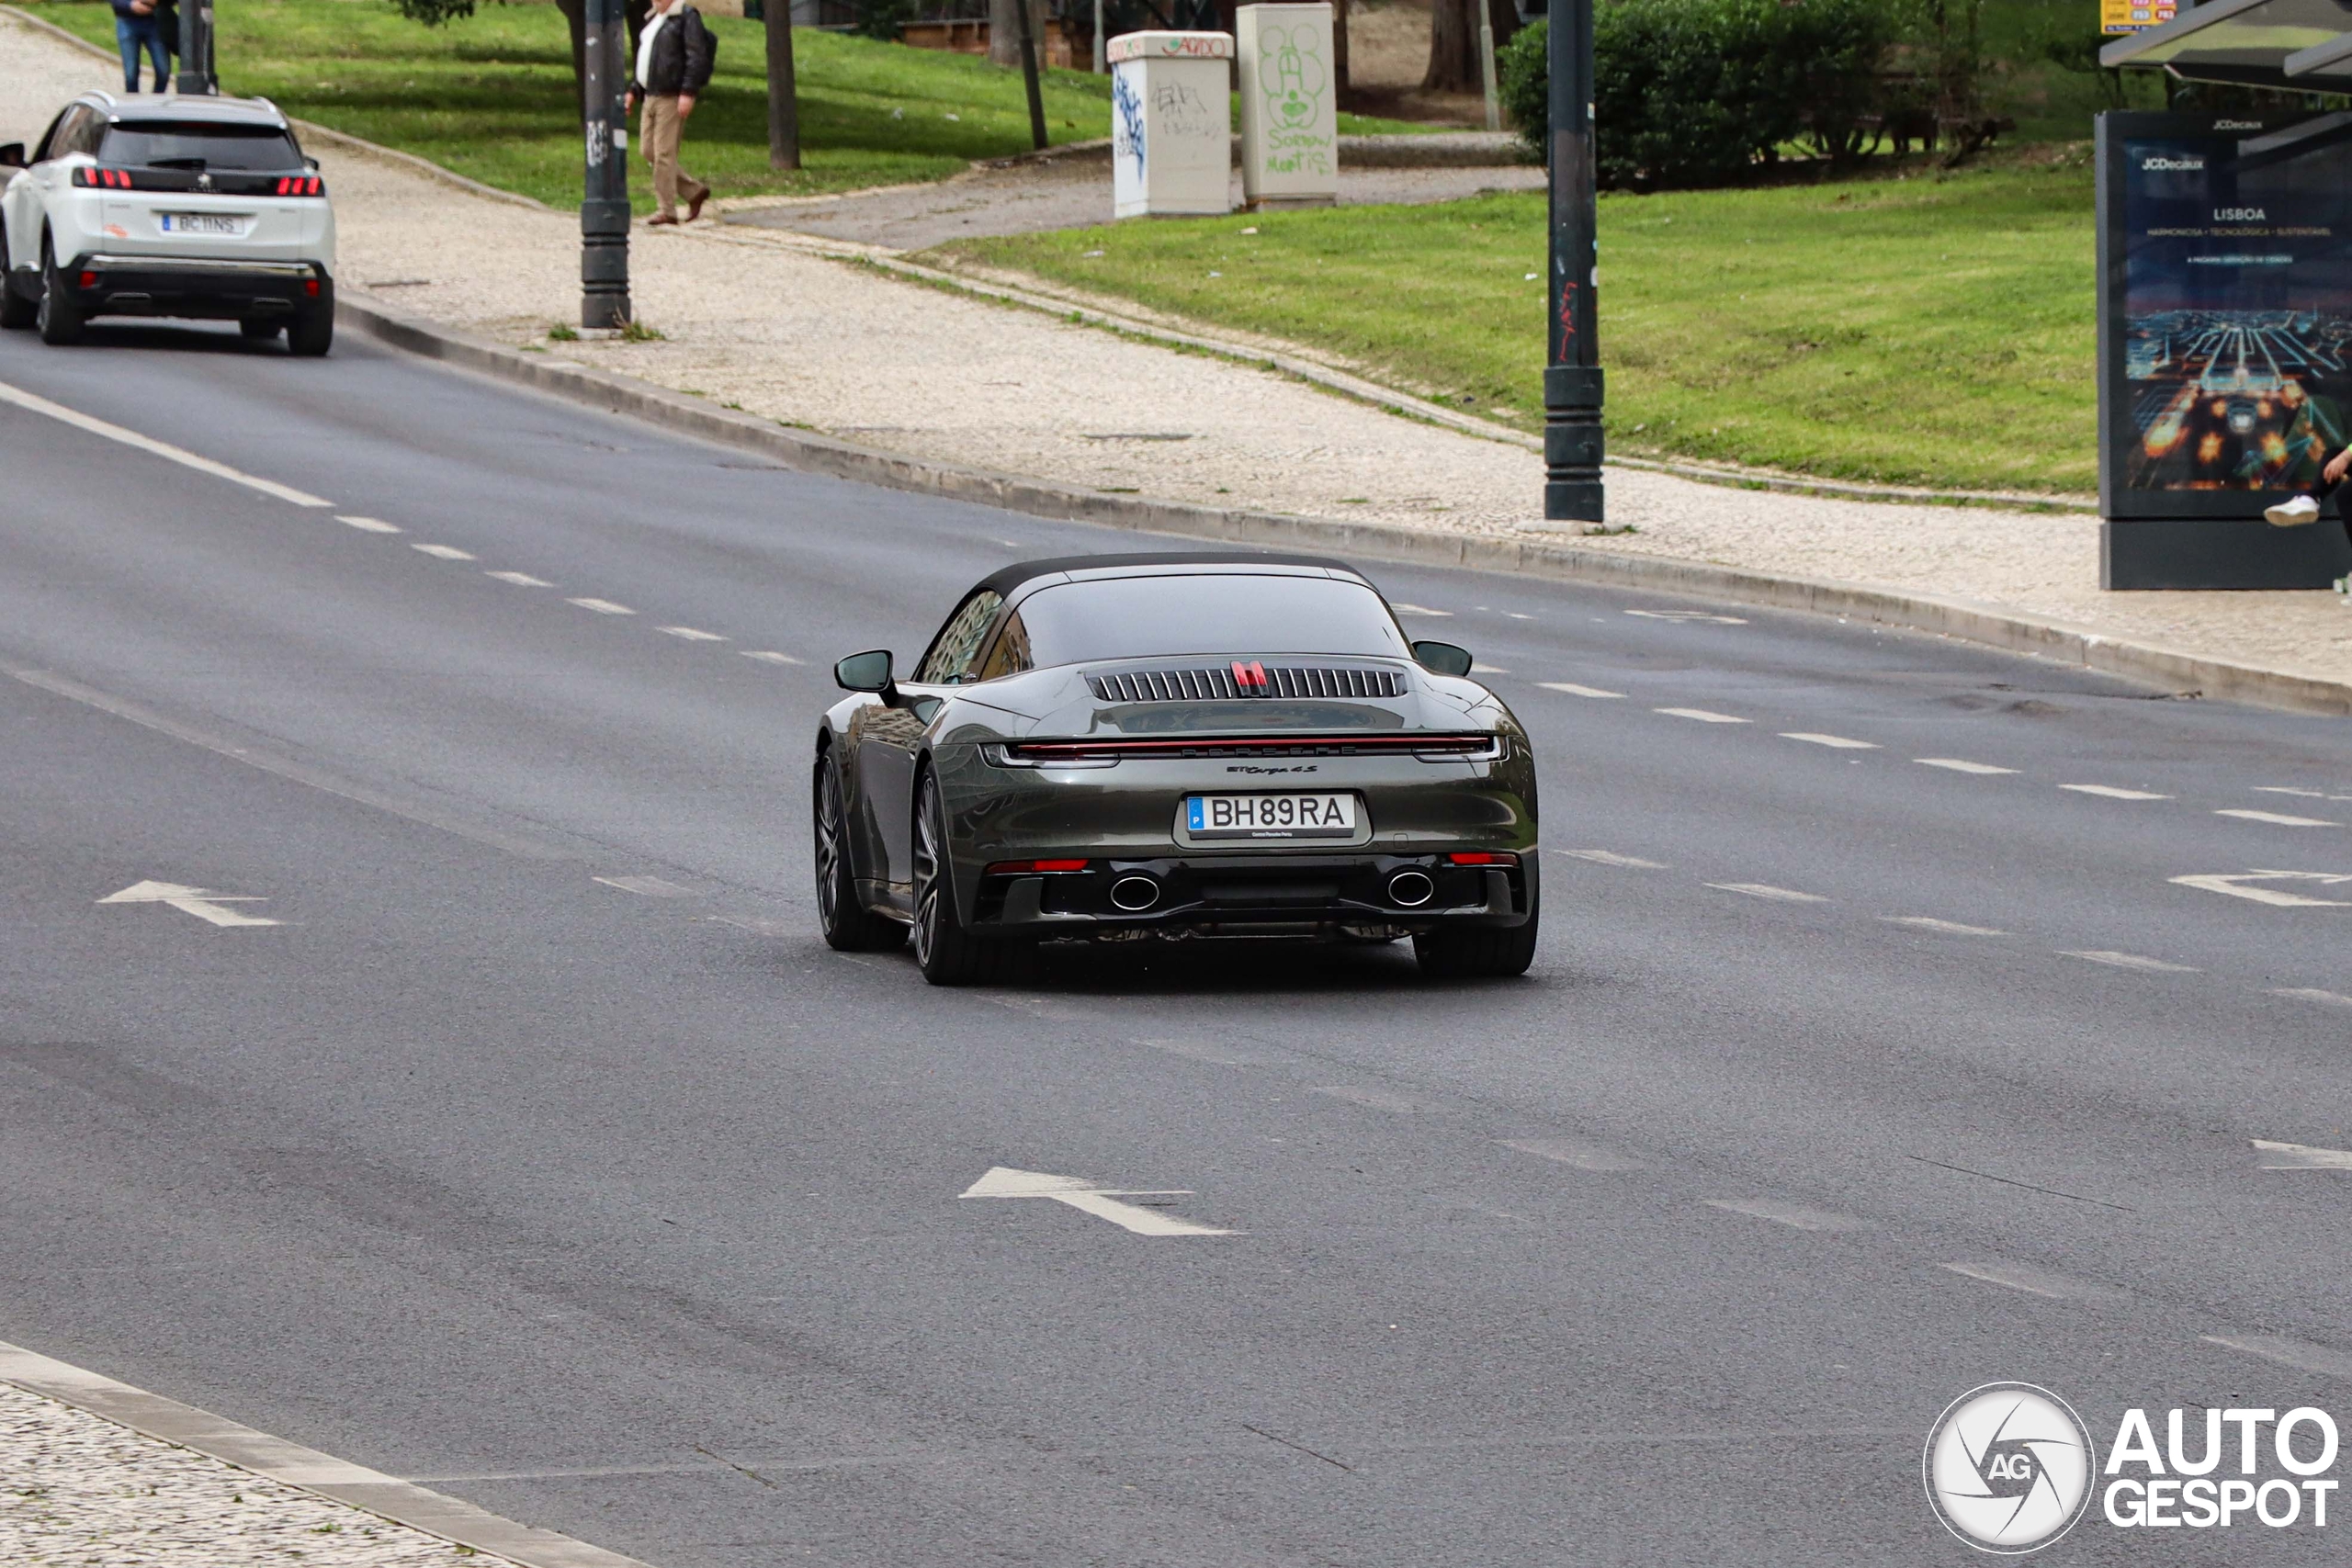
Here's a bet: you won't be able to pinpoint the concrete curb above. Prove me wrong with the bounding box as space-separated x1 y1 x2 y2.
0 1338 658 1568
338 291 2352 716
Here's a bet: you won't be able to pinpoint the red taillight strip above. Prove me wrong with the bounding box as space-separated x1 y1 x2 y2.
984 859 1090 874
1004 733 1498 760
1446 852 1520 866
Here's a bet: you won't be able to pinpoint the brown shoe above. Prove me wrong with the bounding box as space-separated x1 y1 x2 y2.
685 188 708 223
646 213 679 227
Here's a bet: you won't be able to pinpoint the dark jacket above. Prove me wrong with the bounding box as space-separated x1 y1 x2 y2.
631 6 715 98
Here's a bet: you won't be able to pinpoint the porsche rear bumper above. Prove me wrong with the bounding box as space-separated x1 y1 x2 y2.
972 851 1534 939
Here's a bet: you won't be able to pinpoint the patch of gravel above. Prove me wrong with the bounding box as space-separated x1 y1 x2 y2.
6 8 2347 688
0 1382 514 1567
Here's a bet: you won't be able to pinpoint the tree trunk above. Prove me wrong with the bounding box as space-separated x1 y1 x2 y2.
1422 0 1480 93
1485 0 1518 56
1332 0 1348 96
766 0 800 170
989 0 1048 69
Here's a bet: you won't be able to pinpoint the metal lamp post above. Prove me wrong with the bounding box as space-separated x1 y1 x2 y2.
175 0 217 93
1543 0 1602 524
581 0 633 330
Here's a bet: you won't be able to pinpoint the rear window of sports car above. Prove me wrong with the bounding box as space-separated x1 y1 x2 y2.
1013 576 1409 666
99 122 304 171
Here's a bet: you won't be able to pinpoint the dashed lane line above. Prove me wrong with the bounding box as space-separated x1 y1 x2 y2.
1498 1136 1645 1172
1781 732 1878 750
1558 850 1666 869
0 378 333 508
2272 987 2352 1009
1656 707 1749 725
1706 883 1829 903
410 543 477 561
2058 950 2199 974
1917 758 2018 775
1392 604 1452 616
568 598 636 615
1882 916 2007 937
658 626 729 642
1311 1085 1426 1113
2202 1334 2352 1382
1537 682 1624 699
1941 1261 2123 1302
741 651 805 665
1702 1198 1864 1232
2251 1139 2352 1170
487 570 553 587
594 875 695 897
2060 784 2170 801
2216 808 2340 828
334 514 401 534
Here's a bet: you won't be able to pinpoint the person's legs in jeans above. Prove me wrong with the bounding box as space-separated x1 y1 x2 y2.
141 19 169 89
117 16 146 92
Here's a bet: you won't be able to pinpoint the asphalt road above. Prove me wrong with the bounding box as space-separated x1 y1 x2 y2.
4 319 2351 1566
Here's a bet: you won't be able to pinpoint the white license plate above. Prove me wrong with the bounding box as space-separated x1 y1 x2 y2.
159 213 247 236
1184 793 1357 840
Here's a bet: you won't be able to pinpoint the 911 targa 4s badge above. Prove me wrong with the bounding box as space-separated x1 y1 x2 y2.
812 553 1540 985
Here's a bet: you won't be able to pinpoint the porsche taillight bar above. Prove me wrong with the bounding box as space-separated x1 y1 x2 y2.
1001 733 1500 761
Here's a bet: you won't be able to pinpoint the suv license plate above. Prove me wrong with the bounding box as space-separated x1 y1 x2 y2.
1185 793 1356 840
160 213 246 235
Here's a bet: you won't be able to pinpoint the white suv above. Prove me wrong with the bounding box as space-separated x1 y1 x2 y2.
1 92 337 354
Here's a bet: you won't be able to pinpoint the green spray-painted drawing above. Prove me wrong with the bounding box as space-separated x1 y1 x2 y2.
1253 20 1333 176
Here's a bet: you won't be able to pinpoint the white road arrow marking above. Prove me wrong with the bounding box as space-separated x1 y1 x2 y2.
97 880 280 928
2253 1139 2352 1170
2169 870 2352 908
958 1166 1232 1236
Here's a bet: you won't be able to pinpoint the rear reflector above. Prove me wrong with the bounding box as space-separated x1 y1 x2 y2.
77 270 97 288
1446 852 1520 866
304 277 320 297
985 859 1090 874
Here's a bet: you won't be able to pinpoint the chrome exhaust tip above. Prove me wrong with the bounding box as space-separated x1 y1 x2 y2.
1387 870 1436 908
1109 875 1161 911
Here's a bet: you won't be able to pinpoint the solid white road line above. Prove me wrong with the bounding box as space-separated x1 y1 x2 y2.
594 875 695 897
1707 883 1828 903
1537 682 1624 699
2216 808 2340 827
2059 950 2199 974
1882 916 2007 937
2272 987 2352 1009
2202 1334 2352 1382
96 879 279 928
2060 784 2170 800
486 571 553 587
567 598 635 615
2251 1138 2352 1170
1703 1198 1863 1232
1656 707 1749 724
1941 1261 2121 1302
1917 758 2017 775
657 626 728 641
1781 732 1878 750
1558 849 1666 869
1498 1136 1645 1172
334 514 401 534
410 543 476 560
0 378 333 507
958 1166 1232 1236
740 650 804 665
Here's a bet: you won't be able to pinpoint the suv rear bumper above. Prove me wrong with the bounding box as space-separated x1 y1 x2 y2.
67 252 327 321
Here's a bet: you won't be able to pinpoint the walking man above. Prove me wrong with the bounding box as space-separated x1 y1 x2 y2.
627 0 717 227
110 0 174 93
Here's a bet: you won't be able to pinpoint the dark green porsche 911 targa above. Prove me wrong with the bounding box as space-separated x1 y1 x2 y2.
813 553 1539 985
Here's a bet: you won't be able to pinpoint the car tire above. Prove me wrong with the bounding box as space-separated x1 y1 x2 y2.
1412 886 1540 979
286 277 333 356
0 219 33 331
239 317 284 341
911 769 1034 987
36 234 83 346
813 746 906 953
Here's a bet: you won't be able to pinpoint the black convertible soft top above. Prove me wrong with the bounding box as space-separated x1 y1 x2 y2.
968 552 1364 604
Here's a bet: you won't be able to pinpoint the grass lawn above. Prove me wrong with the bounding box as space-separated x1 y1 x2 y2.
27 0 1431 209
934 150 2100 495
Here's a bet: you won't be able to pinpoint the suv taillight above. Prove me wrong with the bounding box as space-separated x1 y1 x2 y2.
72 166 138 189
273 175 324 197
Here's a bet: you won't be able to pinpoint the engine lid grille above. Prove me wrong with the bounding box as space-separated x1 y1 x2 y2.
1088 664 1408 702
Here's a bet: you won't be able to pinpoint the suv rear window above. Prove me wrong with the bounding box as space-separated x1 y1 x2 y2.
99 122 302 171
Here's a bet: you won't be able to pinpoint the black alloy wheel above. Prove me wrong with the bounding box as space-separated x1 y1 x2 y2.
37 234 83 346
0 217 33 331
911 770 1031 987
813 747 904 953
286 276 334 357
1412 882 1541 979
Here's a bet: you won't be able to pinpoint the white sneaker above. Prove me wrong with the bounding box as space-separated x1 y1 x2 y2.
2266 495 2323 526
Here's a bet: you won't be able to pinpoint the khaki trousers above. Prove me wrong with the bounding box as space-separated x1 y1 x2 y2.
639 94 708 219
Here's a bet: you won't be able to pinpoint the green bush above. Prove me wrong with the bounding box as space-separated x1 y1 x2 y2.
1505 0 1894 188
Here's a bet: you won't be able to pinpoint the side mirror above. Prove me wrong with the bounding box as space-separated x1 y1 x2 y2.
834 649 896 696
1412 639 1475 678
0 144 25 170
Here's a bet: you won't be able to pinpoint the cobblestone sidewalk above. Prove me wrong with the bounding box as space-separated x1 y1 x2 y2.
4 6 2348 691
0 1384 513 1568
